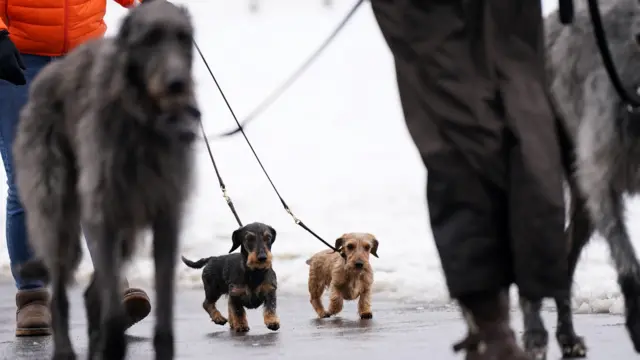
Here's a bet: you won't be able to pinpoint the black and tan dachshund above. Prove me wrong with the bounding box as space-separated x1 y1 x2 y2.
181 222 279 333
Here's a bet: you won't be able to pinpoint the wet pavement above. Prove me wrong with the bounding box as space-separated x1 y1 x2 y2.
0 282 635 359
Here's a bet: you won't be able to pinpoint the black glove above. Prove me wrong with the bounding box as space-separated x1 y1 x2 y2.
0 30 26 85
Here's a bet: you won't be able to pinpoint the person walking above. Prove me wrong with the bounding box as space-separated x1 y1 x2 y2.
0 0 152 337
370 1 568 359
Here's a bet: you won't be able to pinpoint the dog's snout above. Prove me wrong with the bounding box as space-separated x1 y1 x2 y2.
166 78 187 94
354 261 364 269
257 253 268 262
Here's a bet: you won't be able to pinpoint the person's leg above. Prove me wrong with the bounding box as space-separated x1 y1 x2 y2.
370 1 530 358
0 54 54 336
426 156 529 359
370 0 514 298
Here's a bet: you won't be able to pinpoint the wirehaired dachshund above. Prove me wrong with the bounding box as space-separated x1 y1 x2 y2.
181 222 279 332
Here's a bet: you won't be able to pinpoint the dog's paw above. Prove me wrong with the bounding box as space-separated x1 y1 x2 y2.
523 329 548 360
213 317 228 326
231 325 250 333
360 312 373 320
266 321 280 331
211 314 228 326
556 332 587 358
317 311 331 319
264 313 280 331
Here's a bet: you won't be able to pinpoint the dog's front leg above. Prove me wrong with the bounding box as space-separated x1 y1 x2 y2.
263 289 280 331
308 273 329 318
151 210 180 360
228 297 250 333
51 270 75 360
519 296 549 360
327 285 344 316
84 221 127 360
357 288 373 319
84 272 102 358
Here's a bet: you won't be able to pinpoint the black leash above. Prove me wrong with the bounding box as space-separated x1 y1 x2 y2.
197 119 244 227
585 0 640 109
558 0 640 135
559 0 640 120
209 0 365 138
193 41 341 254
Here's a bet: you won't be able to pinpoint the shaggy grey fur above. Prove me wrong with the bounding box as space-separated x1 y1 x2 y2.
519 1 640 359
12 0 198 359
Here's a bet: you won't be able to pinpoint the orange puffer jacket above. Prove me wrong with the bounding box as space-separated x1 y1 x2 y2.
0 0 139 57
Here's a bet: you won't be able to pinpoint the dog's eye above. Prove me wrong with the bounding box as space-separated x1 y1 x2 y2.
143 28 163 46
176 30 191 44
363 244 370 251
346 244 354 250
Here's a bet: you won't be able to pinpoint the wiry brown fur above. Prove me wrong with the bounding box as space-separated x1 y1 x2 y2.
306 233 379 319
181 222 280 333
12 1 198 359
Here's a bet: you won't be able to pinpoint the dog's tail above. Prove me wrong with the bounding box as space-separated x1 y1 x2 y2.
181 255 211 269
16 259 51 284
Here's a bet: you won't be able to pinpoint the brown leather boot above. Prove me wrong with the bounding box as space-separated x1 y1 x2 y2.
121 278 151 330
453 290 531 360
15 288 52 337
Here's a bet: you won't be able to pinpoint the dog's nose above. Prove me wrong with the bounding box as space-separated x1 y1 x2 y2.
166 79 186 94
354 261 364 269
257 254 268 262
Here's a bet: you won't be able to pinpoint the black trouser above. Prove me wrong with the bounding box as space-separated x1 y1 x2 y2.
371 0 568 300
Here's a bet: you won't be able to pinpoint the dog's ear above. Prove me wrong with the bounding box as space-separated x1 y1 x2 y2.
229 228 243 253
117 14 134 48
178 4 191 18
334 236 345 253
268 226 276 245
370 239 379 258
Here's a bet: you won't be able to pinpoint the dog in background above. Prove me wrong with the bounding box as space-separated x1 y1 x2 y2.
12 0 198 359
518 1 640 359
306 232 378 319
181 222 280 333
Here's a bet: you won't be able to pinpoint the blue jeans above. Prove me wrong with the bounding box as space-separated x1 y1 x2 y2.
0 54 104 290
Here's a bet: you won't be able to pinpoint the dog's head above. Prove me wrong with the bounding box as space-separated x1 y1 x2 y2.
229 222 277 270
334 233 378 271
116 0 195 111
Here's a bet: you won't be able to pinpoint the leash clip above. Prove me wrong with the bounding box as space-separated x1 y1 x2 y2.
222 188 232 204
286 208 301 224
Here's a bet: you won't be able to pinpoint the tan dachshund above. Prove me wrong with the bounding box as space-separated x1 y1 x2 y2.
306 233 379 319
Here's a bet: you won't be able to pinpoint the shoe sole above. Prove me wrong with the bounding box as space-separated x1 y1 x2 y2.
123 288 152 330
15 327 51 337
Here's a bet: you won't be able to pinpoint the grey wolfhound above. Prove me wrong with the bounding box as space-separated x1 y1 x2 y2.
12 0 198 359
518 0 640 359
